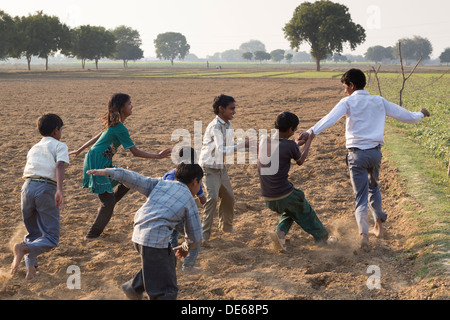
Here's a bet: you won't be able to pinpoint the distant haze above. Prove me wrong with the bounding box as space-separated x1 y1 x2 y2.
2 0 449 59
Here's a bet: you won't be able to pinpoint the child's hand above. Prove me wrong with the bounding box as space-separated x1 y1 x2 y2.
55 190 65 211
158 148 172 159
86 169 107 176
69 150 81 157
173 245 188 260
421 108 430 117
308 130 315 141
296 132 309 146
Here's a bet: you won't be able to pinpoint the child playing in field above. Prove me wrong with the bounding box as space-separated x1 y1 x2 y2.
70 93 171 241
86 162 203 300
198 94 249 243
163 146 206 274
258 112 337 253
11 113 69 279
305 68 430 251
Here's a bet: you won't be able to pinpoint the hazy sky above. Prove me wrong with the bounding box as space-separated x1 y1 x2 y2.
2 0 449 59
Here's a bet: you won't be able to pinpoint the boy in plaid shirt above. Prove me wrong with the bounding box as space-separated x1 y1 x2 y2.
86 161 203 300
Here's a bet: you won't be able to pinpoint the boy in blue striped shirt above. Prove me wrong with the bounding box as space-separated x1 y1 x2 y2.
87 161 203 300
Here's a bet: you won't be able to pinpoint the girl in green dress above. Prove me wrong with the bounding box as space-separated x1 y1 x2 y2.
70 93 171 241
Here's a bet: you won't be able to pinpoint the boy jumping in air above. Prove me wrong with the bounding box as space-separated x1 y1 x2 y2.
305 68 430 251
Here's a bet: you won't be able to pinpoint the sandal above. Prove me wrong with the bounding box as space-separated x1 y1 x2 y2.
269 232 287 253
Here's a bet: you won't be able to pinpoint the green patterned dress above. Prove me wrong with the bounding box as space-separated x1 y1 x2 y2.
82 123 135 194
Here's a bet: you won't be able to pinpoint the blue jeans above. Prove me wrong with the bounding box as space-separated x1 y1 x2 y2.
21 179 60 267
347 147 387 235
170 227 200 270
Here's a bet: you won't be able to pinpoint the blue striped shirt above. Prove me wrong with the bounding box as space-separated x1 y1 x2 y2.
105 168 202 250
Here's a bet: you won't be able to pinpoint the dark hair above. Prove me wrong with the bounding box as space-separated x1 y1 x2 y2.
102 93 131 129
341 68 366 89
212 94 235 115
37 113 64 136
176 146 198 164
175 163 204 185
275 112 299 133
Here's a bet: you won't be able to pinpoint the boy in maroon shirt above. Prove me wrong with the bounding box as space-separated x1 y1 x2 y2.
258 112 336 252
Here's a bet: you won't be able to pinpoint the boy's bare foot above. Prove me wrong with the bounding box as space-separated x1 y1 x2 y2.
269 230 287 253
360 234 370 252
371 220 384 238
326 236 338 246
26 265 38 280
11 242 29 275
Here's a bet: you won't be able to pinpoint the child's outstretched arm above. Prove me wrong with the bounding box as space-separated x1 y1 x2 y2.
69 132 102 156
87 168 158 197
129 146 172 159
295 130 315 166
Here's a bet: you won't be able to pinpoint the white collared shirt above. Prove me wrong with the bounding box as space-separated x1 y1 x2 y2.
199 116 237 169
310 90 424 150
23 137 69 181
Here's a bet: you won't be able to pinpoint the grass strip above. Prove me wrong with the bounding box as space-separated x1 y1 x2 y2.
383 124 449 281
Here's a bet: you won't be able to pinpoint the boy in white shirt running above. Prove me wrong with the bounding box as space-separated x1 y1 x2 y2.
304 68 430 251
11 114 69 279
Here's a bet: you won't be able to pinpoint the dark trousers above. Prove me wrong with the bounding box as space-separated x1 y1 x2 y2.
86 183 129 238
122 243 178 300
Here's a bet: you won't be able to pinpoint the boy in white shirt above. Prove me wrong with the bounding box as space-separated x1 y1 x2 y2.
198 94 249 243
303 68 430 251
11 114 69 279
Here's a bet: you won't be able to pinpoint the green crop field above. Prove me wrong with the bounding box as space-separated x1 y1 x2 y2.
366 72 450 169
366 71 449 279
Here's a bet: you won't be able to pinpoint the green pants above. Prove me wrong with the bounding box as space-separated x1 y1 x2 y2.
266 188 329 243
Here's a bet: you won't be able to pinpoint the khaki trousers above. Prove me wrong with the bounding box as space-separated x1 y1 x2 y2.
202 167 235 241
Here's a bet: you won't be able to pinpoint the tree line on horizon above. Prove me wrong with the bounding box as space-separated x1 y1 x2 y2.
0 10 146 70
1 1 449 71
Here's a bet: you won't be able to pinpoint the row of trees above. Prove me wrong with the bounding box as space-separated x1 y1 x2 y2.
363 36 450 64
204 39 447 65
237 41 289 63
0 10 145 70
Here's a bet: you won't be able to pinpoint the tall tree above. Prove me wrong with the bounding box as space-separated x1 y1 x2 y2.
270 49 285 63
285 53 294 64
112 25 144 68
242 52 253 62
283 0 366 71
365 45 393 63
239 40 266 53
254 51 271 64
439 48 450 65
154 32 190 65
0 10 16 60
63 25 116 69
394 36 433 63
